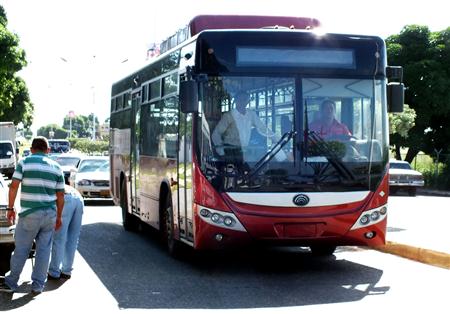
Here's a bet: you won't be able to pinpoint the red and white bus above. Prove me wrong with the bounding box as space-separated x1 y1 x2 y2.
109 15 404 256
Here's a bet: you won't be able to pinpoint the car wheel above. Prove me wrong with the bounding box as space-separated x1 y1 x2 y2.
121 182 139 232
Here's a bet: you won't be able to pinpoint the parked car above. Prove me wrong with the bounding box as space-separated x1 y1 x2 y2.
0 175 15 275
389 160 425 196
54 153 84 184
71 156 110 198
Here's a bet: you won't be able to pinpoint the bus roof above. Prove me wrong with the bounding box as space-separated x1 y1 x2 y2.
160 15 321 54
188 15 321 35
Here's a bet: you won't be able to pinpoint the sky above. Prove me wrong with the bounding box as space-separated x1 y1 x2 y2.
1 0 448 134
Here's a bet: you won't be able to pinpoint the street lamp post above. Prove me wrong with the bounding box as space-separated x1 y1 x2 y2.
91 85 96 141
68 110 75 138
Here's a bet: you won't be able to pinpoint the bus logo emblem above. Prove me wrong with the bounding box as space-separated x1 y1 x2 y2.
293 194 309 206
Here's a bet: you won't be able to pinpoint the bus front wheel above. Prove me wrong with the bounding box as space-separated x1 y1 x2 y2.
121 182 138 232
161 196 182 257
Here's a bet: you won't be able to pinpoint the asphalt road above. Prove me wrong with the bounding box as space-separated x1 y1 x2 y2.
1 197 449 313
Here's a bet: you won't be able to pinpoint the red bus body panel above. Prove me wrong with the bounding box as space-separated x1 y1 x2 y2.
193 160 388 250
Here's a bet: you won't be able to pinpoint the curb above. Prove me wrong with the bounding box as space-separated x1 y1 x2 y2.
375 241 450 270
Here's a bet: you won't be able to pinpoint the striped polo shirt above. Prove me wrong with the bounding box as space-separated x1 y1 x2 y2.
12 152 65 217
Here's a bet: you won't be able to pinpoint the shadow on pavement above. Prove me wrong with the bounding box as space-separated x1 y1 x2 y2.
0 281 35 310
78 222 389 310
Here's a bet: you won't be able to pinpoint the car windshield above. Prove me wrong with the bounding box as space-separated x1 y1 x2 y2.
197 75 388 193
56 157 80 167
95 163 110 172
78 160 108 173
390 162 412 170
49 140 70 153
0 143 14 158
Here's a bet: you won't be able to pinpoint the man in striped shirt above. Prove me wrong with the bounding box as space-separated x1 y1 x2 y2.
1 137 65 295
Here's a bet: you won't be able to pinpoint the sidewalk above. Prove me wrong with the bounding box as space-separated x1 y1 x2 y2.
376 189 450 269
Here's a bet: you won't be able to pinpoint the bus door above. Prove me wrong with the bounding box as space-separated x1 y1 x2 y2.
177 112 194 242
130 89 141 214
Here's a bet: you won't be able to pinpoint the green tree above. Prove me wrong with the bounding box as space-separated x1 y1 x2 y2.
0 5 32 126
37 124 68 139
62 114 99 138
1 77 34 127
389 104 416 159
71 138 108 154
386 25 450 163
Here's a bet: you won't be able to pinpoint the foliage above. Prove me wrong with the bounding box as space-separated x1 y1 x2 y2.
0 5 33 127
62 113 99 138
37 124 68 139
389 104 416 159
386 25 450 163
23 127 33 140
70 138 108 154
0 77 34 127
389 104 416 137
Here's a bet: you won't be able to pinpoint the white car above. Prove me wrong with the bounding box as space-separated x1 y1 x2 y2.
54 153 84 184
0 175 15 275
389 160 425 196
72 157 110 198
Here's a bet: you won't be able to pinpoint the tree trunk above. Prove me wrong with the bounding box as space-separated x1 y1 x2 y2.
405 147 419 164
395 145 402 160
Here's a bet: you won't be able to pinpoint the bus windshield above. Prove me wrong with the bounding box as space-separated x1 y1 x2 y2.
197 75 387 193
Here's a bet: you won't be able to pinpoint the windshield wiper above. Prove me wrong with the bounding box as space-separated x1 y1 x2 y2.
241 130 296 182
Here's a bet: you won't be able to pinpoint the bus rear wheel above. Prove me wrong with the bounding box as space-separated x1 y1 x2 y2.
121 182 138 232
161 196 182 257
310 245 337 256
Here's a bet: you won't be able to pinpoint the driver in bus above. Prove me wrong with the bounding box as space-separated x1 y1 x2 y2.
309 99 351 138
211 90 278 160
309 99 363 160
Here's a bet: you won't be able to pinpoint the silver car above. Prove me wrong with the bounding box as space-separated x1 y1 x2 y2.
389 160 425 196
72 157 110 198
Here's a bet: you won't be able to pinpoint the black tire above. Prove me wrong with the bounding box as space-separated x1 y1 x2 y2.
161 195 183 257
408 187 417 196
0 243 14 276
310 245 337 256
121 182 139 232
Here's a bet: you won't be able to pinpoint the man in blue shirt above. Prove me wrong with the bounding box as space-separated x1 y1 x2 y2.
48 185 84 280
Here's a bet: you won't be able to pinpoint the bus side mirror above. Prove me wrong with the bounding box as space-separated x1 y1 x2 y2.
180 80 198 113
387 82 404 113
386 66 404 113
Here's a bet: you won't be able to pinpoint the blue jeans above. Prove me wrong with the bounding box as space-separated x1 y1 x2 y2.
48 192 83 277
5 209 56 292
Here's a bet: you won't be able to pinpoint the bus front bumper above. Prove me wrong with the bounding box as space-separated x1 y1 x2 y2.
192 204 387 250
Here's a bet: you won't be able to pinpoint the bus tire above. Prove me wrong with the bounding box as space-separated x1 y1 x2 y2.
161 195 182 257
310 245 337 256
121 182 138 232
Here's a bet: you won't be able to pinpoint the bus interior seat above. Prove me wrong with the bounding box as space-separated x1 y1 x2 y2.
354 139 382 160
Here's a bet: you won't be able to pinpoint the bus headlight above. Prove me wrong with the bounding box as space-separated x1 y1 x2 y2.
351 205 387 230
197 205 246 232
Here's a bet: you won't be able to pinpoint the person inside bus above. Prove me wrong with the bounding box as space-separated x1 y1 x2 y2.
211 90 278 161
309 99 351 138
309 99 363 160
